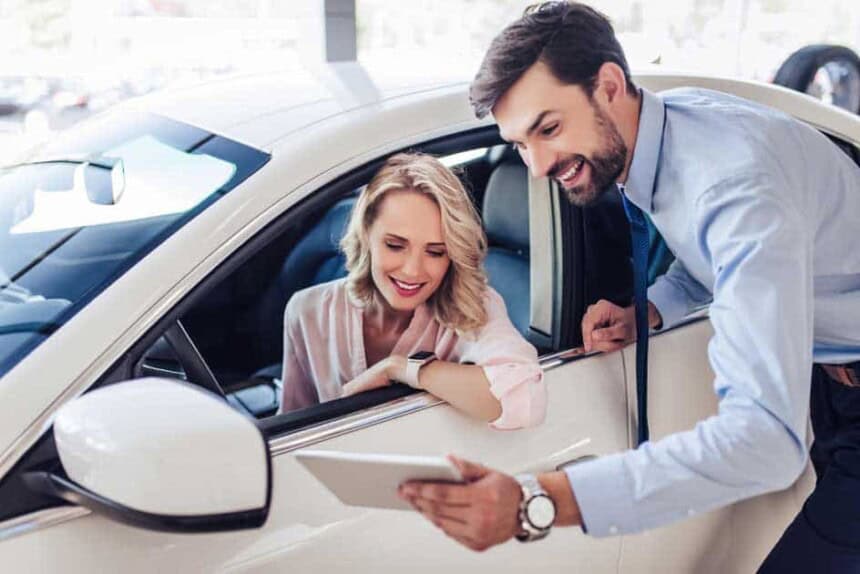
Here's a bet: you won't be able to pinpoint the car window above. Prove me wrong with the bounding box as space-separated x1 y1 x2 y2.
0 111 269 378
134 143 527 422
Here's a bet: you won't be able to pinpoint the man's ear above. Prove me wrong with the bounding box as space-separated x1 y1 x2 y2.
595 62 628 105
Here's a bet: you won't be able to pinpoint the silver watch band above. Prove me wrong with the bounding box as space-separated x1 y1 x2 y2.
514 473 555 542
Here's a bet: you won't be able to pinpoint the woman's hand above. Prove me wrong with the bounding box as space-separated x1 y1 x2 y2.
341 355 408 397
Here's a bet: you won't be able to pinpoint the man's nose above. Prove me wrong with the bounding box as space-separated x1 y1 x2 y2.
524 146 554 178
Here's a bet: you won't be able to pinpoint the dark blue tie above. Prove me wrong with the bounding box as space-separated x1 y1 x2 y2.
620 187 650 446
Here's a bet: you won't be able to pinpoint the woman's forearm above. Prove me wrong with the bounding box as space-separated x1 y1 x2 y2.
420 360 502 422
386 356 502 422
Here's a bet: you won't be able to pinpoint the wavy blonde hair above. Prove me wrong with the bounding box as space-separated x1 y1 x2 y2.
341 153 489 333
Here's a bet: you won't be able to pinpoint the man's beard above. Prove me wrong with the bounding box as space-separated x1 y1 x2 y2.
556 103 627 207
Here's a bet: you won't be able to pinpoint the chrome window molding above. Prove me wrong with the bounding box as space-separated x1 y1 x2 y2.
269 393 444 456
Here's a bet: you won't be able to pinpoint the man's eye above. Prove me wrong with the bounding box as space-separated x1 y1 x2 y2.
541 123 558 136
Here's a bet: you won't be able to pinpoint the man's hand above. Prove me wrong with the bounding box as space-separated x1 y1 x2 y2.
581 299 663 353
581 299 636 353
399 455 522 552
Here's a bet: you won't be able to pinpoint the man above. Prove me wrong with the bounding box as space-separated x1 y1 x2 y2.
397 2 860 571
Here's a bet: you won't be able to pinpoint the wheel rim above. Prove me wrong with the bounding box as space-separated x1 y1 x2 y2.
806 58 860 113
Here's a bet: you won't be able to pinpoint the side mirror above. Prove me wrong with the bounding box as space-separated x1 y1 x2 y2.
24 378 271 533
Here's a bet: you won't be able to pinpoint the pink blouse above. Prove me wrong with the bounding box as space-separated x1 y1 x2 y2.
280 279 546 429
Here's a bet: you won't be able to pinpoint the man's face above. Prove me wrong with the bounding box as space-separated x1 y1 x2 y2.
492 61 628 206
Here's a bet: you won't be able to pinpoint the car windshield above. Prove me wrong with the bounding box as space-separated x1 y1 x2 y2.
0 111 269 377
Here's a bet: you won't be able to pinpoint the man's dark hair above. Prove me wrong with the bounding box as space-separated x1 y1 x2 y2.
470 1 636 118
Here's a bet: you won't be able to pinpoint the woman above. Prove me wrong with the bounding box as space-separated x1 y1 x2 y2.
280 153 545 429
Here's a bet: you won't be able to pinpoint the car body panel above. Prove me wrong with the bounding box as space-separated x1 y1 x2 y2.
2 352 626 572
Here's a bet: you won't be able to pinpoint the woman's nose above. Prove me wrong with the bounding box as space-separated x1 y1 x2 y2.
400 251 423 277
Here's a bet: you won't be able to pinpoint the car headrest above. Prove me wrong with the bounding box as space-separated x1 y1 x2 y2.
277 196 354 290
482 159 529 253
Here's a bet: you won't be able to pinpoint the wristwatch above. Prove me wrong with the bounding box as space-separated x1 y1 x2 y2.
402 351 437 389
514 473 556 542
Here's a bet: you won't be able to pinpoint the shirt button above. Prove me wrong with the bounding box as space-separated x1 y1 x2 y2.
608 526 618 535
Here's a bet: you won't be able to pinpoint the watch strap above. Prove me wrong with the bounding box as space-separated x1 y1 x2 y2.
514 473 554 542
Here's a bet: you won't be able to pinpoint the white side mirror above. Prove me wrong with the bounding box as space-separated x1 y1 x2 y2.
25 378 270 532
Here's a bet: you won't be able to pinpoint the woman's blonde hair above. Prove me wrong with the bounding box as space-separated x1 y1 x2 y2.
341 152 489 333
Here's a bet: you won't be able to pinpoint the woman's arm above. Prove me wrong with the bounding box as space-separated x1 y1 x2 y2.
341 356 502 422
342 289 545 428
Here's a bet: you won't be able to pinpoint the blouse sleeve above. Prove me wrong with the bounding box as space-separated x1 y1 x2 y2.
459 288 546 430
280 295 320 413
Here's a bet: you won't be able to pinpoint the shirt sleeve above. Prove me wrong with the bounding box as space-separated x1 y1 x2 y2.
647 258 712 330
566 172 811 536
458 288 546 430
280 296 320 413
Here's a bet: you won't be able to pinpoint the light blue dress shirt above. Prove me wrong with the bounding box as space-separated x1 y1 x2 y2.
565 87 860 537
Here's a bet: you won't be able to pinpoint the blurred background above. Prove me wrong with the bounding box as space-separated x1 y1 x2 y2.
1 0 858 163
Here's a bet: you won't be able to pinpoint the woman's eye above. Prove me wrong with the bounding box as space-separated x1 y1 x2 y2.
427 250 447 258
385 242 404 251
541 123 558 136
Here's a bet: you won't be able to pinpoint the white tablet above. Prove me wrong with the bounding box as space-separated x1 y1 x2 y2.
295 449 464 510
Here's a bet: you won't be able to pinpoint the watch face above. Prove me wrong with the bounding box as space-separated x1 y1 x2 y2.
409 351 436 361
527 495 556 530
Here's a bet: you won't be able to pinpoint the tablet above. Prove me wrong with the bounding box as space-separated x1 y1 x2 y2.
295 449 464 510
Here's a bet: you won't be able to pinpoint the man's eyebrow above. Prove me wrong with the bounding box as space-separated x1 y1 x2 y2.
501 110 555 143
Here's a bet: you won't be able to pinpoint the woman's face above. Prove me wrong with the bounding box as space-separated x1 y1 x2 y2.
367 190 451 312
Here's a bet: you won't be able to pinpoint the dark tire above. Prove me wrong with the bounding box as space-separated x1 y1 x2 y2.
774 44 860 113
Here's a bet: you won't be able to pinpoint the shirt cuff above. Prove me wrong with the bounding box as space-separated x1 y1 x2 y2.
564 452 638 537
647 280 690 331
484 363 546 430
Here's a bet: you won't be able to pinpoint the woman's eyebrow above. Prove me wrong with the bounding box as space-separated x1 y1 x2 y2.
385 233 446 248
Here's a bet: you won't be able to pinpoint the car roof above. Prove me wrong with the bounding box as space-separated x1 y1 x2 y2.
126 64 860 155
124 63 470 151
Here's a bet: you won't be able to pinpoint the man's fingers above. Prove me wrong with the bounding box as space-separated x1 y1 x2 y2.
582 300 619 352
448 455 491 481
411 497 470 523
592 323 633 343
400 481 474 505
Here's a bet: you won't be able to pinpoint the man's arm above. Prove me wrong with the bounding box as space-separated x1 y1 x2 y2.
403 173 812 549
566 173 811 536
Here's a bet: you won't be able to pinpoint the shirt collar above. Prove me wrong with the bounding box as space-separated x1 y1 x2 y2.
621 88 665 213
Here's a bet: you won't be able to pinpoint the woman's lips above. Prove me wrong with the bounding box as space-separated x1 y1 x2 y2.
390 276 425 298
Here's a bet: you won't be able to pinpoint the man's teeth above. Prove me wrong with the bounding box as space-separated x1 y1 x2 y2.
560 158 585 182
393 278 421 291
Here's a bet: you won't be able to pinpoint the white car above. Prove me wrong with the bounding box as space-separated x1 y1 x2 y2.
0 65 858 573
